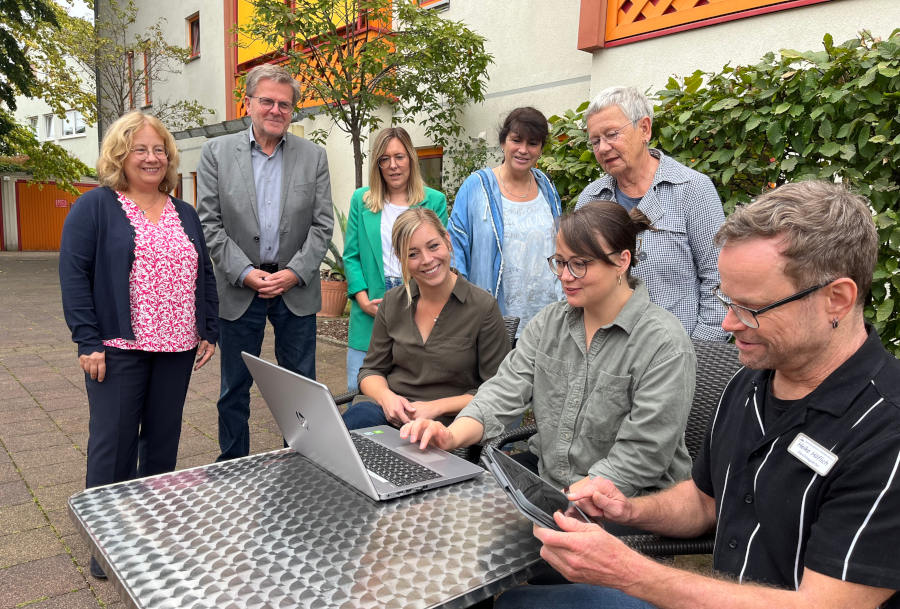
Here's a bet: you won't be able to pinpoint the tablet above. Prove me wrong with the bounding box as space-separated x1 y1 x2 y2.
481 445 590 530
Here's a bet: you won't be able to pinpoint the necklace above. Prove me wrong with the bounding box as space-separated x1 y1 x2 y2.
133 194 166 215
497 165 534 199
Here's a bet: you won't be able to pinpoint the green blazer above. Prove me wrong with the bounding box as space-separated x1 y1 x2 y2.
344 186 448 351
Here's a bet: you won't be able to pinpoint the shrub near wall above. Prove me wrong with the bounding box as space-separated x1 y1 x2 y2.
539 30 900 353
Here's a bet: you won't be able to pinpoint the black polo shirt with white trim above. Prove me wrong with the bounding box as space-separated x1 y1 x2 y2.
694 326 900 606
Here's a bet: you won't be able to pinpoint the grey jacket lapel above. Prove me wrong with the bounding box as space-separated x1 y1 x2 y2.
233 135 260 225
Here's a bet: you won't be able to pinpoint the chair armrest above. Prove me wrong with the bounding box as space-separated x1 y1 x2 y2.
484 424 538 449
620 532 715 556
332 390 359 406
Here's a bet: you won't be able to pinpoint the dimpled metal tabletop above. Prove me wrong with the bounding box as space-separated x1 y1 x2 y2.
68 450 543 609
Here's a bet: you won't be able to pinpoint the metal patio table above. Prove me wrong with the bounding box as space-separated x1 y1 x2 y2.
68 449 544 609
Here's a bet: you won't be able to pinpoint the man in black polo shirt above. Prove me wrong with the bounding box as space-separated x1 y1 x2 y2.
495 181 900 609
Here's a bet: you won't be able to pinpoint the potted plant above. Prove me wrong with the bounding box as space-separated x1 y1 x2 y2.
318 205 349 317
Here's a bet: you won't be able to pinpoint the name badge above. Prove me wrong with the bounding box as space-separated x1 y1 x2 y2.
788 433 838 476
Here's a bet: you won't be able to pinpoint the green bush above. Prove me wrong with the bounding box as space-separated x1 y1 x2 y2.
539 30 900 353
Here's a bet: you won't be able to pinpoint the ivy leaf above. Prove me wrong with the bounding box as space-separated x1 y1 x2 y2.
876 298 894 322
820 142 840 157
767 122 783 146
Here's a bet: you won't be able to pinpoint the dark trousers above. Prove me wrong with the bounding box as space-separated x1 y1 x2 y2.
216 295 316 461
84 347 196 489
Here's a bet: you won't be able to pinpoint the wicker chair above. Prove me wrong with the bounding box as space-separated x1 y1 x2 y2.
332 316 521 463
485 339 742 556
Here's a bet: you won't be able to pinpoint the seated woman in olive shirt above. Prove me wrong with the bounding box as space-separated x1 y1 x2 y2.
342 207 510 430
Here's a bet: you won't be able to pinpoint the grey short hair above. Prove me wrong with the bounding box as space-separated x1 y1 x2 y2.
584 86 653 125
715 181 877 306
245 64 301 106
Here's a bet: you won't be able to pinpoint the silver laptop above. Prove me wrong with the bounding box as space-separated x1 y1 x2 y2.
242 353 483 501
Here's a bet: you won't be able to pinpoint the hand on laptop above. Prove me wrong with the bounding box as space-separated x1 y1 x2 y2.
400 419 455 451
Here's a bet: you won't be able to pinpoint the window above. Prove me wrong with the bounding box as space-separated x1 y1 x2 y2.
62 110 86 136
190 171 198 206
174 173 183 199
43 114 55 140
27 116 38 136
142 50 152 107
187 13 200 58
417 146 443 191
127 51 135 109
419 0 449 8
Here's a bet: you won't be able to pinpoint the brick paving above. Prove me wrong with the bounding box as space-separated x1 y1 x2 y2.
0 252 347 609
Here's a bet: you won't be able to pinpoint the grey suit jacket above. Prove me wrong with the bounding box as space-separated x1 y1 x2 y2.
197 128 334 320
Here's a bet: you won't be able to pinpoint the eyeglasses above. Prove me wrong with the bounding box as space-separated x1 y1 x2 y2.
247 95 294 114
377 153 409 169
587 121 635 150
713 282 831 328
130 146 168 159
547 255 608 279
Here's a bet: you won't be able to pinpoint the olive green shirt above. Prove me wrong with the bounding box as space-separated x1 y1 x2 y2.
359 274 509 411
458 281 695 495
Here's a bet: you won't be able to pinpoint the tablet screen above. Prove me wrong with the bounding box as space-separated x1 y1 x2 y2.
487 448 581 521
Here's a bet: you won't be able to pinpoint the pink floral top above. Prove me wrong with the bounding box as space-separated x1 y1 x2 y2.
103 192 200 352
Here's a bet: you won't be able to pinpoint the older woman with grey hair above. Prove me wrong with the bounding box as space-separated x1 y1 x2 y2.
575 86 727 341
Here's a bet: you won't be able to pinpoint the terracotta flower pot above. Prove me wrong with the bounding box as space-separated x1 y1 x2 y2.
318 279 348 318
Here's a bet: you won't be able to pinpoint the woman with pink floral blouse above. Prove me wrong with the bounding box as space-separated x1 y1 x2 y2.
60 111 218 579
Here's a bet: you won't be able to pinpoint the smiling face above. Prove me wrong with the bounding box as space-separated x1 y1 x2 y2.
554 232 627 311
123 123 167 193
379 137 411 196
406 223 452 290
586 105 651 179
245 78 294 144
500 130 543 174
718 236 825 372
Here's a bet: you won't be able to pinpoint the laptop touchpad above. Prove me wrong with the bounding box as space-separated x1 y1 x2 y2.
395 444 446 464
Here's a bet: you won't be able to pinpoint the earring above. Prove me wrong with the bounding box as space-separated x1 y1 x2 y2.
831 318 839 329
617 274 622 286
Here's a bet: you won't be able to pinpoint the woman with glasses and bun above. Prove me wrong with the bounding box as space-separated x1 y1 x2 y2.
60 111 217 579
403 202 696 497
343 127 447 392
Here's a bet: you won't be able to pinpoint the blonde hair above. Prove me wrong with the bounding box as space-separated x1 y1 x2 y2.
363 127 425 213
391 207 451 304
97 111 180 194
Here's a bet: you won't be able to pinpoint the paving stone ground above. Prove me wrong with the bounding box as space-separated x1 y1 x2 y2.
0 252 347 609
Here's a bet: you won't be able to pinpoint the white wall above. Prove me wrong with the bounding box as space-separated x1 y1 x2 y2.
404 0 592 153
14 92 99 169
587 0 900 97
128 0 228 123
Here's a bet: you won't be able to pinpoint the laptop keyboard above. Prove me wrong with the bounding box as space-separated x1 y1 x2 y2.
351 434 442 487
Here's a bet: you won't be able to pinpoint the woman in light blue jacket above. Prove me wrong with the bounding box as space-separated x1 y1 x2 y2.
448 107 562 335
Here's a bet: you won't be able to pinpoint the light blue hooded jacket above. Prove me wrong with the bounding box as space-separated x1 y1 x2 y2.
448 167 562 314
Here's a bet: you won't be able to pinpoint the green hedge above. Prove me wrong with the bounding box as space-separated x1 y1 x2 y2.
539 30 900 353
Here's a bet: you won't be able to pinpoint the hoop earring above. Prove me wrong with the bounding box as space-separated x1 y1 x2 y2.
831 318 839 329
617 274 622 286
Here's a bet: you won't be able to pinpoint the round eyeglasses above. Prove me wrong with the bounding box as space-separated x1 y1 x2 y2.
547 255 595 278
713 282 831 328
377 153 409 169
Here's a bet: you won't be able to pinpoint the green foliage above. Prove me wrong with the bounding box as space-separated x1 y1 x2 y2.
243 0 492 188
322 204 349 281
537 101 593 212
540 30 900 353
442 135 500 204
0 0 90 193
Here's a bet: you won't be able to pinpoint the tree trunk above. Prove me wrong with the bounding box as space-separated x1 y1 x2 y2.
352 129 364 189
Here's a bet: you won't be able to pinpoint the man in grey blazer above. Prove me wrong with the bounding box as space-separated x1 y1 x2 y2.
198 64 333 461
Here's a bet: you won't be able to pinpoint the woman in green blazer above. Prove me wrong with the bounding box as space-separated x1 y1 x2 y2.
343 127 448 390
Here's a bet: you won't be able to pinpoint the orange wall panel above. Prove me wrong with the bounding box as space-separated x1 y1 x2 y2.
16 182 94 251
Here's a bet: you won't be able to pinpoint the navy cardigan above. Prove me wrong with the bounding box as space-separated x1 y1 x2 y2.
59 186 219 356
